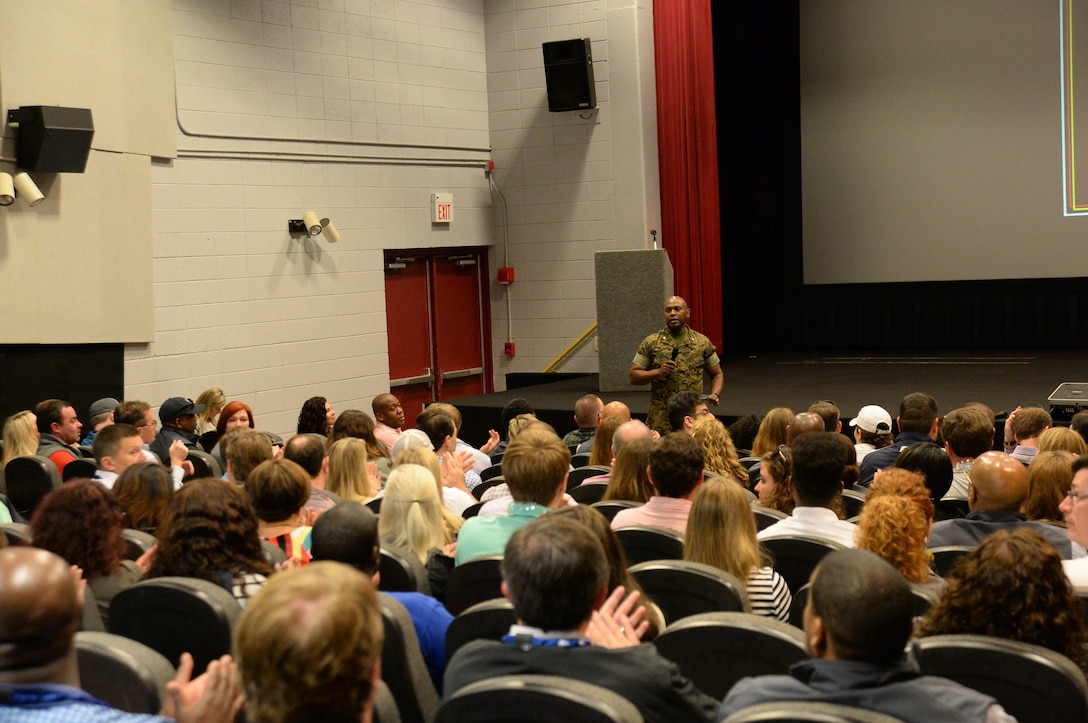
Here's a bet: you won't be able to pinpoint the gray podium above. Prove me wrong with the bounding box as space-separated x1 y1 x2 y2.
595 250 673 392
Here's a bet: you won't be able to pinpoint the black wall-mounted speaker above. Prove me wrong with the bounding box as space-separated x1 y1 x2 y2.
543 38 596 112
11 106 95 173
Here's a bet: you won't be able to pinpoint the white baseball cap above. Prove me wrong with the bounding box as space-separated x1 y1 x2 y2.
850 405 893 434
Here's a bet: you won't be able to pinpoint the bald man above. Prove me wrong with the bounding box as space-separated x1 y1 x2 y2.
0 547 242 721
786 412 825 445
372 393 405 456
576 401 632 454
629 296 723 435
927 451 1072 557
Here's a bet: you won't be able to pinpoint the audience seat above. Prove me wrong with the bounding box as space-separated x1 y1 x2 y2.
911 634 1088 723
839 490 866 518
261 538 288 566
590 500 640 523
121 529 157 562
62 458 98 481
445 598 517 663
653 611 809 701
82 585 106 633
108 576 242 676
629 560 750 624
567 465 611 489
721 701 906 722
436 675 643 723
373 680 403 723
380 545 432 595
366 497 384 515
444 554 504 615
569 482 608 505
196 431 218 453
4 455 61 518
75 631 176 714
471 477 506 501
929 545 973 577
479 464 503 482
379 592 441 723
752 505 787 532
614 525 684 565
570 452 592 468
760 536 845 594
738 456 762 470
185 449 222 481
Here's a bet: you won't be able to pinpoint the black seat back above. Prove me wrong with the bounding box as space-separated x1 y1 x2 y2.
444 555 504 615
760 535 845 593
4 455 61 518
75 631 176 714
437 674 643 723
614 525 684 565
629 560 750 624
380 593 440 723
380 545 431 595
445 598 517 663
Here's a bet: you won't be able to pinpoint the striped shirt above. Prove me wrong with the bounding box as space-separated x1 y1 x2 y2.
747 566 792 621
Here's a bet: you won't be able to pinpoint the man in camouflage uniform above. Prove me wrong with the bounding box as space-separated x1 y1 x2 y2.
629 296 724 434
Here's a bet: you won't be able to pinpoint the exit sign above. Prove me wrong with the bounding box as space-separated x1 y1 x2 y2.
431 192 453 223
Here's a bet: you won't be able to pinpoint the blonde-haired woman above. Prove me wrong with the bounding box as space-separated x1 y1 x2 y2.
2 411 38 467
751 407 793 457
327 437 381 504
1038 427 1088 455
692 416 748 487
380 463 456 602
684 479 791 620
394 446 466 543
194 387 226 435
602 437 656 503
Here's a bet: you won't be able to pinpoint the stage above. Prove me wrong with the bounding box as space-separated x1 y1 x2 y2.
452 351 1088 443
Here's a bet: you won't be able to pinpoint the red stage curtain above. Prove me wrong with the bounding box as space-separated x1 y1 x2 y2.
653 0 723 352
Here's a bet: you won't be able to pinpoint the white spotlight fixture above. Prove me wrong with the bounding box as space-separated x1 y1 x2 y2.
0 173 13 206
12 172 44 206
289 213 339 242
302 210 322 236
321 217 339 243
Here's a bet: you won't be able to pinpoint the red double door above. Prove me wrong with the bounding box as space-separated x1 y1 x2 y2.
383 248 492 428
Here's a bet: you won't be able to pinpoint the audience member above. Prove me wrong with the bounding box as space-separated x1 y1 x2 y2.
667 391 710 434
563 394 603 448
601 436 657 504
149 396 203 464
847 404 893 464
395 444 473 525
751 407 794 457
209 400 256 463
785 412 824 445
940 406 995 500
490 397 534 458
327 409 393 484
891 441 954 502
685 479 792 620
1023 450 1074 525
858 393 940 486
283 433 341 514
455 428 570 564
1071 409 1088 446
445 515 719 723
234 561 384 723
576 400 631 454
588 414 625 467
114 400 162 463
1005 405 1051 463
718 549 1012 722
0 547 242 721
35 398 83 476
857 468 943 595
692 417 748 487
194 386 226 435
112 461 175 534
808 400 842 433
80 397 118 447
755 445 795 515
372 392 406 455
1038 426 1088 455
416 407 483 492
727 413 761 454
90 423 146 489
758 432 856 547
247 459 313 565
224 428 273 485
920 528 1088 671
147 478 274 607
1 410 38 467
428 401 498 472
379 463 456 604
30 479 147 627
611 432 704 534
1059 455 1088 585
327 438 382 504
583 419 654 486
296 395 335 437
553 505 664 639
927 451 1071 557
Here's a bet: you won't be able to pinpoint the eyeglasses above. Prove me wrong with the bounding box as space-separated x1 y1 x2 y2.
694 408 714 419
1065 489 1088 503
138 420 158 428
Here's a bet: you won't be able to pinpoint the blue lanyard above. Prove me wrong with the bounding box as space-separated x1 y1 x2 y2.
502 633 591 650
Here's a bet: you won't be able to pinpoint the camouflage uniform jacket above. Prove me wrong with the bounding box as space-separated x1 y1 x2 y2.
632 327 720 434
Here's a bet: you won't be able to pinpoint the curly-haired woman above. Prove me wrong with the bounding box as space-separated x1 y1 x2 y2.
146 477 274 607
692 417 748 488
297 396 335 436
30 479 148 626
918 528 1088 671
